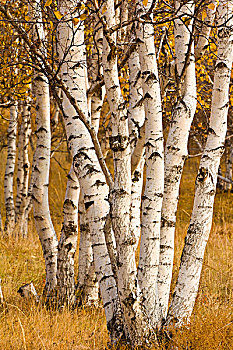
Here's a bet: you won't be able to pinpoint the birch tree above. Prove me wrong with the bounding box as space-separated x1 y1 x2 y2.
158 0 197 319
1 0 232 348
4 102 17 236
57 0 123 340
30 0 58 295
166 0 233 327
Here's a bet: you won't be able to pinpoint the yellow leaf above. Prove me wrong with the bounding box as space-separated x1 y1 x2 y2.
54 10 63 20
44 0 52 7
202 9 207 21
72 17 80 26
25 15 30 21
143 0 148 6
80 13 87 21
182 16 191 25
208 3 215 10
102 5 107 14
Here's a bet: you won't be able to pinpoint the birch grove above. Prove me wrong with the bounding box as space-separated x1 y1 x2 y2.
0 0 233 348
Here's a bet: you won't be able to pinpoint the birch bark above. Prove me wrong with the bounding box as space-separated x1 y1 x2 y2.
166 0 233 326
224 134 233 191
0 278 4 304
103 0 150 343
57 0 123 340
158 0 197 319
195 1 218 60
135 0 164 323
56 166 79 306
88 17 104 134
30 0 58 295
128 46 145 252
16 103 24 219
77 194 99 306
4 102 17 236
15 97 31 237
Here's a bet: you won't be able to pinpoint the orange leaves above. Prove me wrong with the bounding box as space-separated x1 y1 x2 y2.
72 18 80 26
54 10 63 20
80 13 87 21
44 0 52 7
208 3 216 11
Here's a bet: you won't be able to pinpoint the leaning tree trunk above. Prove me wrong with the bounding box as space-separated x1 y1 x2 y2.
57 0 123 342
4 102 18 236
31 0 58 296
158 0 197 320
166 0 233 327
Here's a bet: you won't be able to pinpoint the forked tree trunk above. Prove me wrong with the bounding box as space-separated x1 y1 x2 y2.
158 0 197 320
103 0 150 344
166 0 233 327
57 0 123 341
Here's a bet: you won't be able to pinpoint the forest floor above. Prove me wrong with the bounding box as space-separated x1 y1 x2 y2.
0 153 232 349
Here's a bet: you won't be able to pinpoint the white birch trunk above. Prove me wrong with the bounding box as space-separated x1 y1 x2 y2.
166 0 233 327
136 0 164 323
77 194 99 306
51 88 61 132
158 0 197 319
31 0 58 295
225 135 233 191
89 18 104 134
16 103 24 219
56 166 80 306
103 1 150 343
128 40 145 253
4 102 17 236
0 278 4 304
15 97 31 237
195 1 218 60
57 1 123 340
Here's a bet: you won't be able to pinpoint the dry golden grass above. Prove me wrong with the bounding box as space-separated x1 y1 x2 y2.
0 150 232 349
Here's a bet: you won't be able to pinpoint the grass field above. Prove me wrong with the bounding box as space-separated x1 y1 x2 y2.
0 147 232 349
